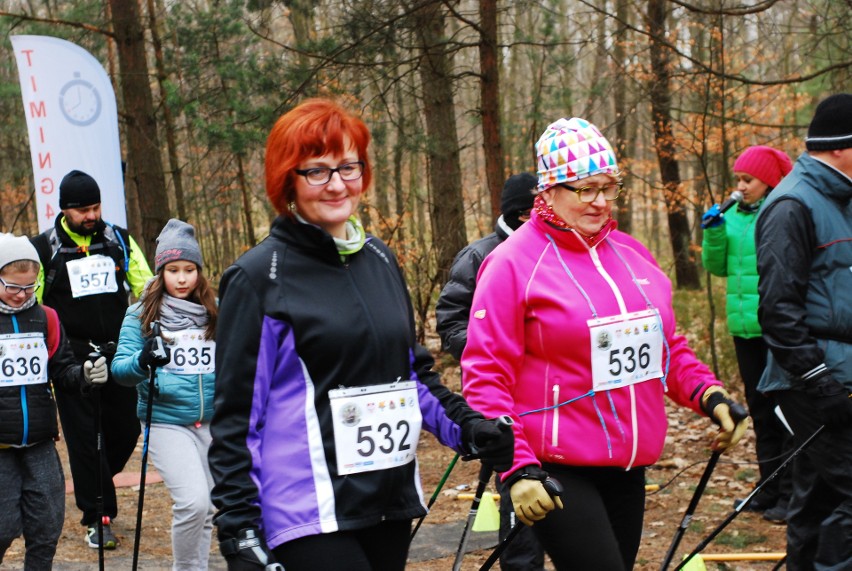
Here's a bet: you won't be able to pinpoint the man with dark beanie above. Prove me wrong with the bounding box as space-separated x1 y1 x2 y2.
437 173 536 361
436 172 544 571
755 93 852 570
30 169 153 550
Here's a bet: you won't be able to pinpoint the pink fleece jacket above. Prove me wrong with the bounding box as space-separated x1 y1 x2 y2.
461 210 720 478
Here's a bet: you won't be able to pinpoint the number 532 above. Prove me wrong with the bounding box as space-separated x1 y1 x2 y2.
356 421 412 457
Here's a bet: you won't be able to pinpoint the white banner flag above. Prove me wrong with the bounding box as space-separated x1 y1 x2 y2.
11 35 127 232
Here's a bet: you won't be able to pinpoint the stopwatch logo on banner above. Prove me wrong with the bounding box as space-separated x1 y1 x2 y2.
59 71 102 126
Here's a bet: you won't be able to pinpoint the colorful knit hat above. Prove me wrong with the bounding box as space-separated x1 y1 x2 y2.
732 146 793 188
534 117 618 193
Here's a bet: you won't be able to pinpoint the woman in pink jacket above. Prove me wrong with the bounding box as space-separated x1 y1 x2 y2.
461 117 749 571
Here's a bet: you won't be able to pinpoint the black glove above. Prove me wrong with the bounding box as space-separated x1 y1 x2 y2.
220 528 284 571
462 417 514 472
138 335 171 370
803 374 852 427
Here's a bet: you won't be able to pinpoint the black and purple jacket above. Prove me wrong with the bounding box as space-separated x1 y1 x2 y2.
209 216 480 549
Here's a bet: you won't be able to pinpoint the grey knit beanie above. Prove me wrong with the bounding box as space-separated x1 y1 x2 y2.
0 233 40 273
154 219 203 272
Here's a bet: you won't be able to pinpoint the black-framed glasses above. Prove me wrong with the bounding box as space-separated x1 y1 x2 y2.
295 161 365 186
559 181 624 203
0 277 40 295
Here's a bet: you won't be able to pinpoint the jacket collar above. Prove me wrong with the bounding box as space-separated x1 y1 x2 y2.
799 152 852 204
494 215 514 241
528 208 617 252
269 215 352 264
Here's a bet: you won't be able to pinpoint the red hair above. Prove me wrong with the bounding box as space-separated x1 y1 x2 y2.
265 98 372 216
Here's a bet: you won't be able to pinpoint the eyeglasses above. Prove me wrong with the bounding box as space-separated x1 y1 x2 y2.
559 182 624 203
295 161 365 186
0 277 40 295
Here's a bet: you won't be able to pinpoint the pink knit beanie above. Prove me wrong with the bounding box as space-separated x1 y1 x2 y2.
732 146 793 188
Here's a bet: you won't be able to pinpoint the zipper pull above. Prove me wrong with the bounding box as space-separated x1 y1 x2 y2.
552 385 560 446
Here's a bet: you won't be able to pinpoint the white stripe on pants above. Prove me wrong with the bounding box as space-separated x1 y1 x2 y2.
147 422 214 571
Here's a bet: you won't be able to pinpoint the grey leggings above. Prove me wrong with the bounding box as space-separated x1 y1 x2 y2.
147 422 215 571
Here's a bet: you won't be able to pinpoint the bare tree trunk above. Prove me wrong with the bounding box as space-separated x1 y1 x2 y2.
235 154 256 246
286 0 315 68
414 0 466 283
479 0 504 223
394 84 407 221
108 0 170 261
613 0 632 234
646 0 700 289
147 0 186 220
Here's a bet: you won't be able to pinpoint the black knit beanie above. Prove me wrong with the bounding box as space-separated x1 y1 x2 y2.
59 170 101 209
501 173 537 230
805 93 852 151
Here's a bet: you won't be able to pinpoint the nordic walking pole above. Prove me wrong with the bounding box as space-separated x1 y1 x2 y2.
479 477 563 571
659 451 721 571
88 347 106 571
672 424 826 571
660 396 749 570
410 452 460 542
132 321 169 571
452 461 492 571
452 416 514 571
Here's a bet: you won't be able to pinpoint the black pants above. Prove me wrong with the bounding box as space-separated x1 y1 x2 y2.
774 391 852 571
733 336 793 503
532 464 645 571
54 377 140 526
495 474 545 570
271 519 411 571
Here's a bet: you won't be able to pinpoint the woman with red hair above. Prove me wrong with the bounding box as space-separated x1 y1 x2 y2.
208 98 513 571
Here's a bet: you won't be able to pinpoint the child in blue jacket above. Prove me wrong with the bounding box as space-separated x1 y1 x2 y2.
111 219 217 570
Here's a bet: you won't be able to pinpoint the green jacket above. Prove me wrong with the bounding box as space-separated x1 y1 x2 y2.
701 201 764 338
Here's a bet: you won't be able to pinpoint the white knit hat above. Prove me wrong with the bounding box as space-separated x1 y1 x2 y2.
0 233 40 272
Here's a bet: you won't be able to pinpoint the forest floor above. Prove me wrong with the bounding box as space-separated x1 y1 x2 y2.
0 364 788 570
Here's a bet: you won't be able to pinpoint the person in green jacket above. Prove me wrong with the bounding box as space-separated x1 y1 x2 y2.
701 145 793 523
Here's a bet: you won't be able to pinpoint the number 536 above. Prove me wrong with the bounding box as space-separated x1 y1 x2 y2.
608 343 651 376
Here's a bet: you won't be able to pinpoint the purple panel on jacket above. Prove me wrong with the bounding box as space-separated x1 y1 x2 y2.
252 317 332 547
410 349 464 451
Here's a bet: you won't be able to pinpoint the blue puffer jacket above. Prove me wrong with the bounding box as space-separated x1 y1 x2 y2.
111 302 215 425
